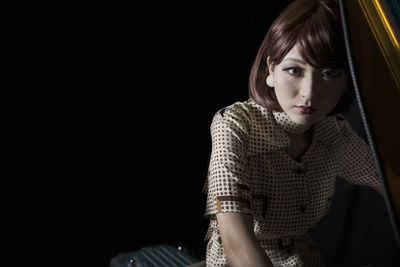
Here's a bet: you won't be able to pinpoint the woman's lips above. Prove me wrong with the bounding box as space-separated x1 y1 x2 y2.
296 105 316 114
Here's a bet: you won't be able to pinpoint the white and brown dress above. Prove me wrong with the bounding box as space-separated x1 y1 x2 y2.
203 98 383 267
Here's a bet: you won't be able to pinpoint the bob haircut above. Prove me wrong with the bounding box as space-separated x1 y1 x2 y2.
249 0 355 116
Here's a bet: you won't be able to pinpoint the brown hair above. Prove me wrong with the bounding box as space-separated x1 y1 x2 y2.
248 0 354 115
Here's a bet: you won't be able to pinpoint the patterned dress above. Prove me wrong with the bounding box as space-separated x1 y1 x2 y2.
203 98 383 266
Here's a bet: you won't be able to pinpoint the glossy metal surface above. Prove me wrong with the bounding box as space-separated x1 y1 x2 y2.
341 0 400 247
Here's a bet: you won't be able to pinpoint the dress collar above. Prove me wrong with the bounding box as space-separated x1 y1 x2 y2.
272 111 311 134
247 98 342 155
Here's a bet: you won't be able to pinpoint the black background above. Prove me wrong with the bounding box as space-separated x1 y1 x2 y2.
94 2 293 265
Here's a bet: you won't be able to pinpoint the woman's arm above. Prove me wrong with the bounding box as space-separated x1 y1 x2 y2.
338 119 384 196
216 212 273 267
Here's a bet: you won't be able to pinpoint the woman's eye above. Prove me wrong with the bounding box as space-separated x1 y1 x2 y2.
322 70 341 79
285 67 302 76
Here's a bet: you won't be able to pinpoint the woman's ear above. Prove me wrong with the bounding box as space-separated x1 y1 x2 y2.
267 56 275 74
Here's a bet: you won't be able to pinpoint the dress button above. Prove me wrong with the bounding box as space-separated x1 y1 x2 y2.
295 168 303 175
294 163 308 175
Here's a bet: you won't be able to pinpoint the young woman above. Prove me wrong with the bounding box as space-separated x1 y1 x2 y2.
202 0 384 266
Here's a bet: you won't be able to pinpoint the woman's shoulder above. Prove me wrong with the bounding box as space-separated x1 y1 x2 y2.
209 99 260 136
213 98 250 116
314 115 356 145
212 98 271 124
330 115 354 135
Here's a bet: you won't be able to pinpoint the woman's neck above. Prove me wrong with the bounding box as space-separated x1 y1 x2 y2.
288 124 314 138
285 125 314 161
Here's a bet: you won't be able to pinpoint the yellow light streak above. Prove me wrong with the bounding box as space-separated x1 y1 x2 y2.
374 0 399 48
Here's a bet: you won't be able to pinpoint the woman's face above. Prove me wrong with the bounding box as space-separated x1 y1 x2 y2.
267 43 349 126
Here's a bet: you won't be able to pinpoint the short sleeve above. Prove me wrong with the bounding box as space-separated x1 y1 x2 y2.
338 120 384 196
204 107 253 216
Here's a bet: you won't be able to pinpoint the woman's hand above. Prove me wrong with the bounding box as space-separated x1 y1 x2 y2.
216 212 273 267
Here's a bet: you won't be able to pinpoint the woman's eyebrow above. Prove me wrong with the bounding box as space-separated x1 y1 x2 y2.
282 58 306 64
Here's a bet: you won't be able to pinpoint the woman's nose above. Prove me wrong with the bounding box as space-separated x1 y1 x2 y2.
300 76 318 100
